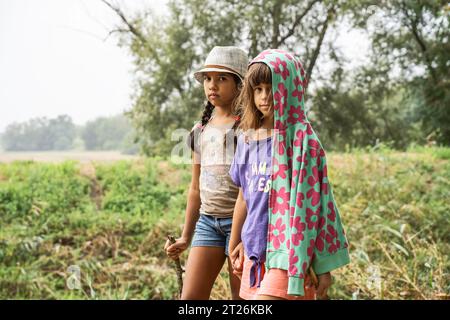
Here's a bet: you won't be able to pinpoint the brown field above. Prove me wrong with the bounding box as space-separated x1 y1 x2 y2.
0 151 139 163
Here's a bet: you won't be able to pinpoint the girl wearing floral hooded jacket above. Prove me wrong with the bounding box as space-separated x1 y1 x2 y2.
229 49 350 299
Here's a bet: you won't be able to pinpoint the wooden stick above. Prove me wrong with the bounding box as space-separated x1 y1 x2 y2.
167 235 183 298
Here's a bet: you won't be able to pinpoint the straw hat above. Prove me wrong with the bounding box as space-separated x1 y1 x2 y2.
194 46 248 83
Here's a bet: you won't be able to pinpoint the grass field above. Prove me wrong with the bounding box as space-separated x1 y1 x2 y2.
0 151 138 163
0 147 449 299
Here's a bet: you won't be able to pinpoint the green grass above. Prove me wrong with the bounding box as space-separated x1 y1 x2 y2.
0 148 448 299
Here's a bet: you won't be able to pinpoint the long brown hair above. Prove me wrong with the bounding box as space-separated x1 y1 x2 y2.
236 63 272 132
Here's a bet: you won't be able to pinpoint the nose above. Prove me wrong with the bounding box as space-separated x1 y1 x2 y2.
261 89 270 101
208 78 218 90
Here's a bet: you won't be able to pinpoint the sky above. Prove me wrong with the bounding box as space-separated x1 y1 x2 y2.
0 0 369 133
0 0 167 132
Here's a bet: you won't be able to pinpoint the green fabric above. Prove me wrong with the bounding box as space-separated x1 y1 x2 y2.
251 49 350 296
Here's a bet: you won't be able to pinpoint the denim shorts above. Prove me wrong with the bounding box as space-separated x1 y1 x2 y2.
191 213 233 256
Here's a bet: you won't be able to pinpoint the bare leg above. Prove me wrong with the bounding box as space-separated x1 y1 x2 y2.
181 246 226 300
227 257 242 300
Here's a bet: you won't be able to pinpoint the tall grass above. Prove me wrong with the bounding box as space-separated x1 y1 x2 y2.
0 147 448 299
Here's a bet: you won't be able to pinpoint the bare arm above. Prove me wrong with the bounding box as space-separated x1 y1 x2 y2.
165 151 201 259
180 151 201 241
229 188 247 254
228 189 247 278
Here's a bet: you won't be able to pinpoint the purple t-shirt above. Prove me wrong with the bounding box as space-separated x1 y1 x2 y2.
229 134 272 288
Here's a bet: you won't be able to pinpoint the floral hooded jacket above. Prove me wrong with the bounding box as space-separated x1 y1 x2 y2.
251 49 350 296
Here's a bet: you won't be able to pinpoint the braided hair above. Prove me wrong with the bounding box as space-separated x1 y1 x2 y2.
188 101 215 153
188 74 242 153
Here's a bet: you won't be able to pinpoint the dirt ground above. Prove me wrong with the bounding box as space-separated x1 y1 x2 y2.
0 151 139 163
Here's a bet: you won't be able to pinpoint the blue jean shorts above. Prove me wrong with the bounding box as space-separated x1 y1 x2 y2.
191 213 233 256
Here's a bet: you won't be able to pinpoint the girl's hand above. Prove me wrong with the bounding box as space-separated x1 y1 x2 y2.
316 272 332 299
164 237 189 260
230 242 244 279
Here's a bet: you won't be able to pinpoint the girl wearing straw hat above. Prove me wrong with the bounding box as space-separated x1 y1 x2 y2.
165 46 249 299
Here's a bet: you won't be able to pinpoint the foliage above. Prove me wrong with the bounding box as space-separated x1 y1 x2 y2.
0 149 448 299
1 115 76 151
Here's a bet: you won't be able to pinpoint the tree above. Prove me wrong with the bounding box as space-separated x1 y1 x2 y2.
103 0 347 155
1 115 76 151
348 0 450 144
81 114 135 151
103 0 449 154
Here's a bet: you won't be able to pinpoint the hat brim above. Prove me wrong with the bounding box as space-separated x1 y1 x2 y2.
193 68 243 83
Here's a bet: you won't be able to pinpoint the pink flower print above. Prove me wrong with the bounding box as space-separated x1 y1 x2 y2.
320 182 328 194
326 225 337 243
292 169 299 188
276 138 286 156
270 57 290 80
307 239 315 259
252 50 272 62
274 120 287 131
272 157 288 180
288 105 305 125
293 130 305 147
300 64 306 77
292 76 304 103
306 123 313 135
271 187 290 215
284 52 294 61
291 216 305 246
315 229 326 252
273 83 287 117
273 130 286 155
319 165 329 195
315 148 325 163
287 146 293 158
325 225 340 253
290 206 295 218
296 191 305 209
327 201 336 222
308 139 320 157
269 218 286 250
316 149 325 166
307 167 320 206
295 59 303 72
318 216 326 230
297 155 308 183
287 147 293 169
305 206 321 230
298 261 308 279
288 249 299 276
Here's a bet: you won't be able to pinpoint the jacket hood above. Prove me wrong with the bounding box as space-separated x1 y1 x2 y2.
250 49 308 130
248 49 350 296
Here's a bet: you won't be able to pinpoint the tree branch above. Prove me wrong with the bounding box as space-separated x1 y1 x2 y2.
305 6 334 89
101 0 148 46
277 0 320 46
271 1 283 47
400 1 437 82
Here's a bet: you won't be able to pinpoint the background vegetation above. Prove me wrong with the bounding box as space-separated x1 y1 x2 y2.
0 146 448 299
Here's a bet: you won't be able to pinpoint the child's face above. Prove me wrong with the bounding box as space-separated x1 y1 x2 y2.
202 72 238 108
253 82 273 118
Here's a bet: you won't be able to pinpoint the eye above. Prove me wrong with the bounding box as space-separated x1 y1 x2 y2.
219 76 227 81
203 75 211 81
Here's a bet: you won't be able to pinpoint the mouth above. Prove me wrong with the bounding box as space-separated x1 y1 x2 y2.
208 93 219 99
